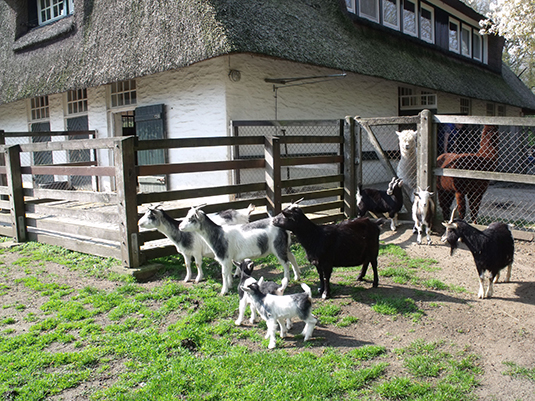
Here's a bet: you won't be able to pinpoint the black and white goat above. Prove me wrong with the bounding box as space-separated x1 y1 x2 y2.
179 206 300 295
234 259 288 326
357 177 404 231
412 187 435 245
272 201 382 299
442 208 514 299
138 205 253 283
241 280 317 349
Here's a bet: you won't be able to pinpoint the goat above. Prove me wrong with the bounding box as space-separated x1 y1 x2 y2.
272 201 382 299
178 206 300 295
437 125 499 223
442 208 514 299
234 259 288 326
241 280 317 349
396 129 417 201
412 188 435 245
357 177 403 231
138 205 253 283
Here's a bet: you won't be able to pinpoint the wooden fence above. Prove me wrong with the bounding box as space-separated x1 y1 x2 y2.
0 122 355 269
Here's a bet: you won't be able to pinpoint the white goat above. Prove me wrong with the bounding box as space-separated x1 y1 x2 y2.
178 206 300 295
138 205 253 283
412 188 435 245
241 280 317 349
396 130 417 201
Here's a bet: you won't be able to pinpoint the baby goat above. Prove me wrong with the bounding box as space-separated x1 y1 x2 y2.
357 177 404 231
272 200 382 299
442 208 514 299
412 187 435 245
138 205 252 283
241 281 317 349
234 259 288 326
179 206 300 295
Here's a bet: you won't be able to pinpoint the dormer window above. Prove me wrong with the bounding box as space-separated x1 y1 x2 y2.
449 18 460 53
359 0 379 22
37 0 74 25
461 24 472 57
402 0 417 37
419 3 434 43
383 0 400 30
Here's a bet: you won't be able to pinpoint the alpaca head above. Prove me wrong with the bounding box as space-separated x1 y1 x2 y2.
396 130 417 153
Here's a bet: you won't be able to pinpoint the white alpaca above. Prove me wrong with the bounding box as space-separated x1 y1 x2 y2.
396 130 417 201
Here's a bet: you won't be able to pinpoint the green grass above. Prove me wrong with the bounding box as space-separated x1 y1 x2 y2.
503 361 535 382
0 240 483 400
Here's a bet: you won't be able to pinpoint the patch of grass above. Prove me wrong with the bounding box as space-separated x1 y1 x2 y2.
313 302 342 325
503 361 535 382
370 294 425 321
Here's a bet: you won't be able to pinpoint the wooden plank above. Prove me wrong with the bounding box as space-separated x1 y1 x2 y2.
299 200 344 214
355 116 420 126
26 204 119 224
434 168 535 185
5 145 25 241
136 136 265 150
26 232 121 259
280 155 343 167
281 187 343 203
343 117 357 218
25 217 120 242
0 200 10 209
433 115 535 127
231 120 341 127
281 174 344 188
278 136 343 144
157 197 268 220
18 137 120 152
20 165 115 176
265 136 282 215
0 186 8 195
137 158 265 176
141 245 179 261
471 224 534 242
309 212 346 225
3 130 96 137
24 188 118 203
0 213 11 224
137 182 265 204
0 225 13 238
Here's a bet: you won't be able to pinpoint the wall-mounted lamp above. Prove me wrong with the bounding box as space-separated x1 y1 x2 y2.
228 69 241 82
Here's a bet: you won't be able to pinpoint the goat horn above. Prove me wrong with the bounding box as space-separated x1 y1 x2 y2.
293 198 304 205
448 207 458 224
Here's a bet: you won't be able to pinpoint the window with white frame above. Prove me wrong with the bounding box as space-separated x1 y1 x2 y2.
486 102 495 116
460 98 471 115
399 87 415 108
402 0 417 36
345 0 356 13
419 3 434 43
359 0 379 22
110 80 137 108
420 91 437 107
383 0 400 30
461 25 471 57
497 104 506 116
30 96 50 121
473 31 482 61
449 18 460 53
38 0 74 25
66 89 88 115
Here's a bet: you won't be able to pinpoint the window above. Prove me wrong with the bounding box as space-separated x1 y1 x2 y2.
420 91 436 107
473 31 482 61
345 0 356 13
449 18 460 53
66 89 88 115
402 0 417 36
30 96 50 121
110 80 137 108
399 87 416 108
461 25 471 57
497 105 506 116
419 3 434 43
383 0 400 30
460 98 471 115
37 0 74 25
486 103 495 116
359 0 379 22
399 87 436 110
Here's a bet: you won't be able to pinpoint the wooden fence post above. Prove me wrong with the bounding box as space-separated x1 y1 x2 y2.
115 136 140 268
417 110 436 192
265 135 281 215
5 145 26 242
343 118 356 218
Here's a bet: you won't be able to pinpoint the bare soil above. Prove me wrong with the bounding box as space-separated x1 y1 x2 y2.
2 224 534 400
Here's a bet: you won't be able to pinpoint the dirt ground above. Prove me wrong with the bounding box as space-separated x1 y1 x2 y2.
2 222 534 400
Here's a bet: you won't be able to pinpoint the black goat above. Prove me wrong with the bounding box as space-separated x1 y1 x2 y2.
272 201 382 299
442 208 514 299
357 177 403 231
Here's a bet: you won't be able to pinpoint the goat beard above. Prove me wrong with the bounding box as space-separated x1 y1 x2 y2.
446 236 459 256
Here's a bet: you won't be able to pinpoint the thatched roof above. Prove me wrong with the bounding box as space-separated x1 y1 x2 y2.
1 0 534 110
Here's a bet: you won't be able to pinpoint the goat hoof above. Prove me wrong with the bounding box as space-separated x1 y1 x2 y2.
234 320 242 326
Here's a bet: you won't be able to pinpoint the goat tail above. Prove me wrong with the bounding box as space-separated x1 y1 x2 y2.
300 283 312 299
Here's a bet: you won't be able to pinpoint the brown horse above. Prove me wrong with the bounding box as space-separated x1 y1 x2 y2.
436 125 499 223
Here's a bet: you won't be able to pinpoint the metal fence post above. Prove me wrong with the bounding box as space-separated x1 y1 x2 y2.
343 118 356 218
265 135 281 215
5 145 26 242
115 136 140 268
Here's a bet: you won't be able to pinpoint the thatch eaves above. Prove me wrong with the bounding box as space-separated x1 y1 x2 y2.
1 0 534 111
